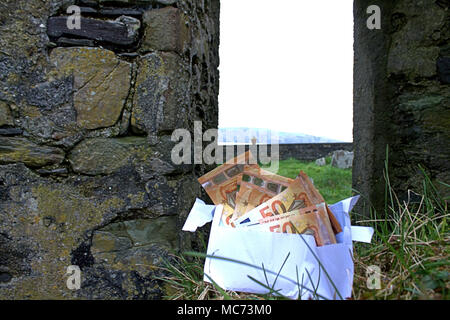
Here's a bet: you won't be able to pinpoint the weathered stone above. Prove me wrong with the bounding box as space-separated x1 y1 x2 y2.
96 0 176 5
437 57 450 84
68 136 150 175
0 162 154 299
79 0 99 6
0 101 14 127
91 231 133 255
50 47 132 130
141 6 190 54
91 216 178 256
387 2 446 79
0 137 65 167
354 0 450 215
144 176 178 214
0 0 220 300
98 0 148 4
36 168 69 176
0 128 22 136
99 8 144 17
331 150 353 169
0 61 80 143
388 46 440 78
47 16 141 46
131 52 190 135
156 0 178 4
0 272 13 283
315 157 326 167
25 78 73 111
79 6 99 14
56 37 95 47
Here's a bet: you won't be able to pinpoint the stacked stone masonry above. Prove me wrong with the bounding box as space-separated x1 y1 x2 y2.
353 0 449 215
0 0 219 299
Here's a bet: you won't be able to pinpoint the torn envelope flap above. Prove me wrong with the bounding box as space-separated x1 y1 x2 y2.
350 226 374 243
182 199 217 232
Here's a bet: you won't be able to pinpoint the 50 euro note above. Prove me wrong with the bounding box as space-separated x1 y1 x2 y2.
244 203 336 246
235 171 342 235
232 165 294 221
197 151 258 227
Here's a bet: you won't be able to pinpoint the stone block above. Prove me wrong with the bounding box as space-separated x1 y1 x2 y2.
68 136 150 175
0 137 65 167
131 52 190 135
141 6 190 54
50 47 132 130
437 57 450 84
331 150 353 169
0 101 14 127
315 157 326 167
96 0 178 6
47 16 141 47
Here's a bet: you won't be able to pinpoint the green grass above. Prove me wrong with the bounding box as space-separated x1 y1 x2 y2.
159 157 449 300
261 157 353 204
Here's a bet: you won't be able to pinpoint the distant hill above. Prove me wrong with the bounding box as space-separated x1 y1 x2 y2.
218 127 341 144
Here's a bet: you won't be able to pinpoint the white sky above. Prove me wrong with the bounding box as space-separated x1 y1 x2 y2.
218 0 354 142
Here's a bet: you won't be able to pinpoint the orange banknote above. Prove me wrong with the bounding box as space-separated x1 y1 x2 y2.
232 165 294 221
246 202 337 246
198 151 258 226
235 171 342 235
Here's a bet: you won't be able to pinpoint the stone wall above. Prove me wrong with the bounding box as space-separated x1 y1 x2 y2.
0 0 219 299
218 143 353 163
275 143 353 162
353 0 449 215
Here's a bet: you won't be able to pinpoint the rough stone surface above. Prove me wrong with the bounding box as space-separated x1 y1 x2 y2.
131 52 190 136
437 57 450 84
141 6 191 54
0 0 220 299
354 0 450 215
0 128 23 136
50 47 132 130
331 150 353 169
0 137 65 167
215 143 353 163
91 216 178 256
0 102 14 127
47 16 141 46
69 136 150 175
97 0 177 5
315 157 326 167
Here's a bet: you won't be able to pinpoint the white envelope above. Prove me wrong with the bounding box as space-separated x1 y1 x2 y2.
183 196 373 300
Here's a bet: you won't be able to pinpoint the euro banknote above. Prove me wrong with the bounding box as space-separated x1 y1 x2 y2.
235 171 341 235
198 151 257 226
244 202 337 246
232 165 294 221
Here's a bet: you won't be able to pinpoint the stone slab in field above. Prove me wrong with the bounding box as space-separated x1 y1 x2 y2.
331 150 354 169
315 157 326 167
